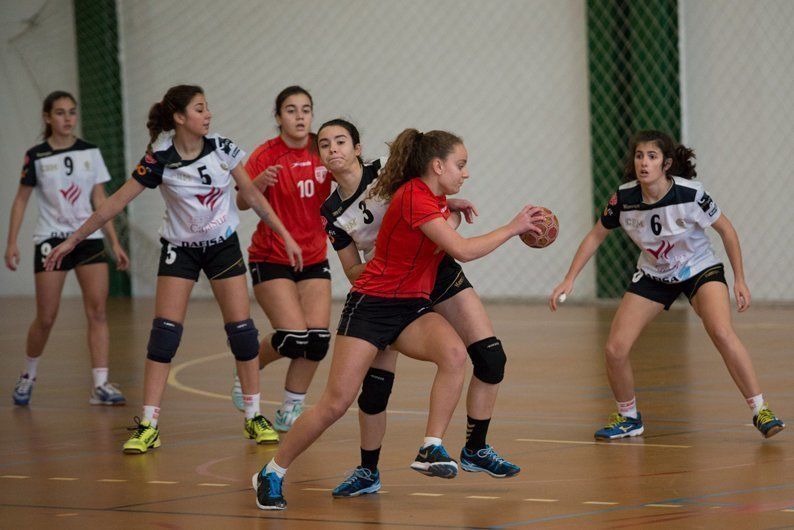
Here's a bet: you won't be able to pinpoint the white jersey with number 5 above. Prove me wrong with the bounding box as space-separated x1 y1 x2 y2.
600 177 721 283
131 133 245 247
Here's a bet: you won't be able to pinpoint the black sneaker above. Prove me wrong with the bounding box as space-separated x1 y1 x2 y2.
252 469 286 510
409 444 458 478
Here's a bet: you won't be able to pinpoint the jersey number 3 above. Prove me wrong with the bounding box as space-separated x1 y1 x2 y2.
359 201 374 224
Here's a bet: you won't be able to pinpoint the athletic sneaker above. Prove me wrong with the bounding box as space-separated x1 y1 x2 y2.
754 406 785 438
230 372 244 412
245 414 279 444
122 417 161 454
274 403 304 432
410 444 458 478
460 445 521 478
89 382 126 406
332 467 381 498
252 469 286 510
12 374 35 406
594 412 644 440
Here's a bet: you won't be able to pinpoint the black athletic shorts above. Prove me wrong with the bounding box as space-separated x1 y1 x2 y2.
626 264 727 310
34 237 106 273
337 292 432 350
157 232 246 281
249 259 331 286
430 254 473 305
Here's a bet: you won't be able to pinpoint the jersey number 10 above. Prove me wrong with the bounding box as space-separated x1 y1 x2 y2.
297 179 315 198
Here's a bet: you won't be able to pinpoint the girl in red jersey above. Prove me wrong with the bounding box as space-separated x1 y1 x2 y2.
44 85 302 454
253 128 545 511
232 86 332 437
6 90 130 407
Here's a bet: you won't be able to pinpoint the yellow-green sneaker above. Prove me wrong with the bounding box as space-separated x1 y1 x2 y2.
123 417 161 454
245 414 279 444
753 405 785 438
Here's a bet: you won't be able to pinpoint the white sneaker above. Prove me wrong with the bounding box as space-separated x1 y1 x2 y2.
231 372 244 412
274 403 304 432
89 382 126 405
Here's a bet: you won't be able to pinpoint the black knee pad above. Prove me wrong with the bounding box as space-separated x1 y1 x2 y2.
146 318 183 364
357 368 395 415
467 336 506 384
225 319 259 361
271 329 309 359
305 328 331 362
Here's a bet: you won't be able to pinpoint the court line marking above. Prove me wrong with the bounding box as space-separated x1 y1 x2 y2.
56 513 78 517
1 475 29 479
302 487 333 492
49 477 78 481
645 503 683 508
467 496 500 499
146 480 178 485
198 483 229 487
168 351 426 415
411 493 444 497
98 479 127 483
782 509 794 513
524 498 558 503
516 438 690 449
583 501 618 505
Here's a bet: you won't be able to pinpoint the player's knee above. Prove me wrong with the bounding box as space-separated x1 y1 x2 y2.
357 368 395 415
146 318 183 363
468 336 506 385
271 329 309 359
604 339 630 362
305 328 331 362
440 341 468 371
225 319 259 361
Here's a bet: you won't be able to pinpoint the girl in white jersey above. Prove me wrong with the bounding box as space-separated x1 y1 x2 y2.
45 85 303 454
550 130 784 440
5 91 130 407
317 119 521 498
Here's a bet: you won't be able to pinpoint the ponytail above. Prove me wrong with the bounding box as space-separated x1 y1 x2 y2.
146 85 204 152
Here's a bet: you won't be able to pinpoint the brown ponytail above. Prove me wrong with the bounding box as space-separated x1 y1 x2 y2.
146 85 204 152
372 128 462 200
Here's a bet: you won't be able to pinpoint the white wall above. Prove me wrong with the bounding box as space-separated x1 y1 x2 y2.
118 0 594 299
681 0 794 302
0 0 82 296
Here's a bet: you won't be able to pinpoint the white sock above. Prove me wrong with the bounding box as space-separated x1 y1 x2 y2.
746 394 764 416
243 393 261 419
143 405 160 427
266 458 287 478
617 397 638 419
282 388 305 411
24 356 41 379
92 367 109 388
422 436 442 449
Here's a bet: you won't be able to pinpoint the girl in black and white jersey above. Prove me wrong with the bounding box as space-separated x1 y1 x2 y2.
5 91 130 407
550 130 784 440
45 85 302 454
318 119 522 498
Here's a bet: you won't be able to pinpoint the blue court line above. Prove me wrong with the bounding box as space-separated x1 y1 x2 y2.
492 481 794 528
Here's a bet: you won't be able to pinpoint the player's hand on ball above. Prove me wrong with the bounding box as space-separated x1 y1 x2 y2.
509 205 545 237
519 207 559 249
549 280 573 312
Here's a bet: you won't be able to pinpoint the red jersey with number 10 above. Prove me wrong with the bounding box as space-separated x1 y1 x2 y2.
245 136 331 265
353 179 449 299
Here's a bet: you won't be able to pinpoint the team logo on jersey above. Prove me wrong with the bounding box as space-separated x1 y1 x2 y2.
609 193 618 206
675 218 686 228
314 166 328 183
646 241 674 260
144 152 157 164
59 183 81 205
291 161 312 168
196 186 223 210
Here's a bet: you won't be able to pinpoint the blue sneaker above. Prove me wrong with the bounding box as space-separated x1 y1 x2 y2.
89 382 126 406
252 469 286 510
12 374 35 406
460 445 520 478
332 467 381 498
594 412 644 440
410 444 458 478
754 405 785 438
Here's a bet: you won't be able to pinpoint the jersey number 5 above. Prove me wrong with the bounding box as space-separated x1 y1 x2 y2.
297 179 315 198
198 165 212 185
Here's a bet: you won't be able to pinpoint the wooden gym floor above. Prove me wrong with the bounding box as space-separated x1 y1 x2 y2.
1 296 792 529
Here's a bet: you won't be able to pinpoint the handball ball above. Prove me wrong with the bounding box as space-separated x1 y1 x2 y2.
520 207 559 248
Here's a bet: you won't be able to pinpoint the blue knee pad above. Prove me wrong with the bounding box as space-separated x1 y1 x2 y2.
305 328 331 362
357 368 395 415
271 329 309 359
467 336 507 384
225 319 259 361
146 318 183 364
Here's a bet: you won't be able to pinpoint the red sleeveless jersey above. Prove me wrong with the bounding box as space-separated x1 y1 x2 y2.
245 136 331 265
353 179 449 299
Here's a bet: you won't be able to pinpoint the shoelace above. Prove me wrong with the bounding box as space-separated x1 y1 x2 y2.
480 446 507 465
757 407 777 425
604 412 627 428
341 468 372 486
16 379 33 392
253 415 273 430
127 416 151 439
97 382 121 395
